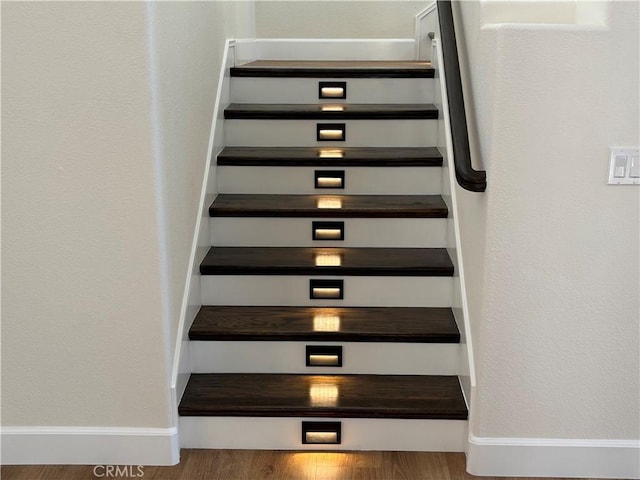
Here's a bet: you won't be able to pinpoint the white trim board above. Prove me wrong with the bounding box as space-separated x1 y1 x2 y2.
1 427 179 466
169 39 233 433
234 38 416 62
414 2 437 60
467 436 640 479
432 37 477 404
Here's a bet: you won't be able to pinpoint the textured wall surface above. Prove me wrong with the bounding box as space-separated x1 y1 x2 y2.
1 1 255 429
1 2 171 427
456 0 640 439
256 1 427 38
147 0 256 371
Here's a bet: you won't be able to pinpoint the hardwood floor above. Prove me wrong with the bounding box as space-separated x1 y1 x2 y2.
0 450 597 480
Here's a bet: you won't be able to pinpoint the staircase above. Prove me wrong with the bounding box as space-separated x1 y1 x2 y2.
178 58 469 451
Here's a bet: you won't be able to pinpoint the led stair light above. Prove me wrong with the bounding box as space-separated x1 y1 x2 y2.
317 123 346 141
315 170 345 189
319 82 346 99
302 422 342 445
309 279 344 300
312 221 345 241
306 345 343 367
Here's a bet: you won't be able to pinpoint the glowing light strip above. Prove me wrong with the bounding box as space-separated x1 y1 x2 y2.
314 229 342 240
305 431 338 444
321 87 345 98
319 129 344 140
316 177 343 188
312 287 341 298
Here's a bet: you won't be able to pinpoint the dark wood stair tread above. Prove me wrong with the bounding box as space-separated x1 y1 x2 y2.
190 306 459 343
224 103 438 120
199 247 454 276
210 194 448 218
231 60 435 78
178 373 467 419
218 147 443 167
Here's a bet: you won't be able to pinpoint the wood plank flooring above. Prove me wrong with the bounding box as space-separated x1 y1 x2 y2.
178 374 467 419
217 147 443 167
0 450 601 480
209 194 448 218
199 247 454 276
189 306 460 343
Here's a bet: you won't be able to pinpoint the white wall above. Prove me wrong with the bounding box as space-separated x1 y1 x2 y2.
2 1 172 429
479 0 577 24
455 0 640 442
1 0 255 450
255 1 427 38
146 0 256 374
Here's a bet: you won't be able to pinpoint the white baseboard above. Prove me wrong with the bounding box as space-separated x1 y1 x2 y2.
234 38 416 62
169 37 232 421
467 435 640 479
1 427 179 466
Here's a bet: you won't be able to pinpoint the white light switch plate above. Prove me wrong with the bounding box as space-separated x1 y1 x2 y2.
608 147 640 185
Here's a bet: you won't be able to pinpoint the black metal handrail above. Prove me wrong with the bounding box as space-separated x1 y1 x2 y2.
437 0 487 192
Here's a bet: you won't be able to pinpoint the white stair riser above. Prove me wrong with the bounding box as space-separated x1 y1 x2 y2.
210 218 447 248
231 78 435 104
201 276 452 307
179 417 466 452
190 341 459 375
217 166 442 195
225 120 437 147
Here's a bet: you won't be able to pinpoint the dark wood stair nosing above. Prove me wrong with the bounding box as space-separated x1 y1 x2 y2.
198 247 455 277
217 147 444 167
188 306 461 343
230 68 435 79
178 373 468 420
189 331 460 343
224 103 438 120
208 194 449 219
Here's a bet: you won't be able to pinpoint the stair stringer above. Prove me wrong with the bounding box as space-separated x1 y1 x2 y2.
169 40 236 425
433 34 478 439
